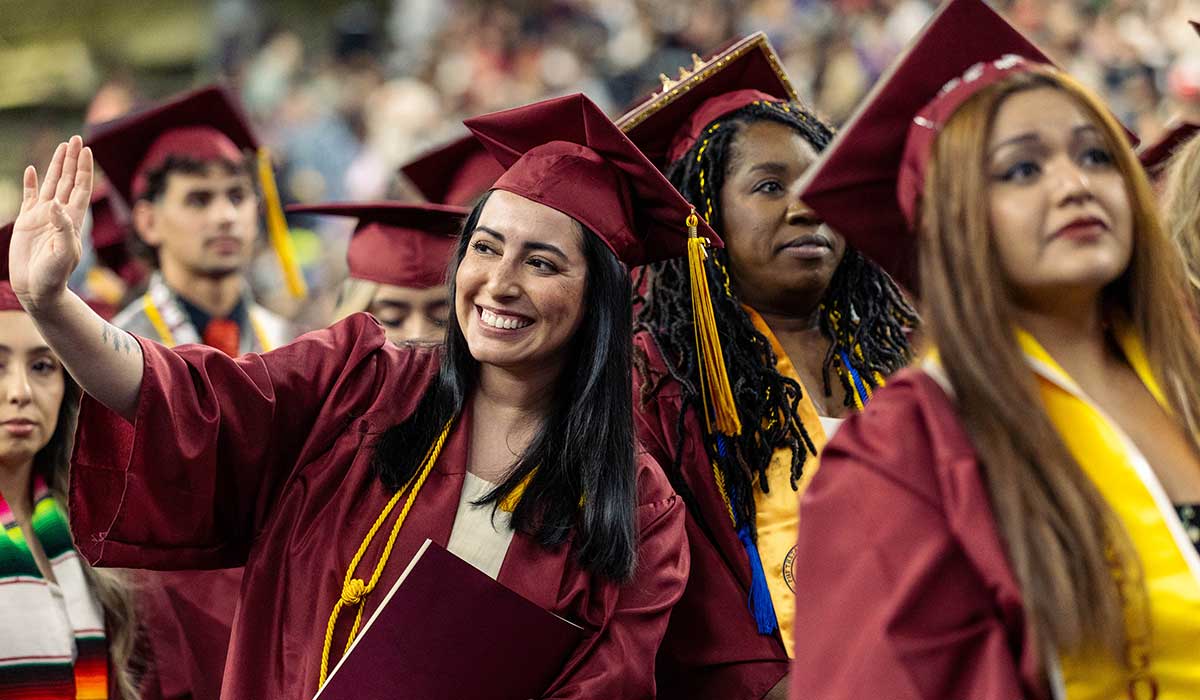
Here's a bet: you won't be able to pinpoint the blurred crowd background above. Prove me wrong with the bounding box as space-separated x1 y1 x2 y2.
3 0 1200 325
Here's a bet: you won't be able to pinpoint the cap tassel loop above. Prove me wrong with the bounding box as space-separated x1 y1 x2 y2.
686 210 741 436
257 146 308 299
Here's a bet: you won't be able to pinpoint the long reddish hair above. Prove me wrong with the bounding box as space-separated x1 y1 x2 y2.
919 65 1200 663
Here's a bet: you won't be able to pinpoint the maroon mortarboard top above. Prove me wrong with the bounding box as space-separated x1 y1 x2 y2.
86 84 308 299
1138 120 1200 173
0 222 19 311
617 32 799 170
797 0 1060 288
0 283 16 312
464 93 718 267
86 85 257 207
88 182 146 287
401 135 505 207
286 202 466 288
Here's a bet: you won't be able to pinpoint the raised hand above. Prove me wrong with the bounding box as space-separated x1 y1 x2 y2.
9 136 93 312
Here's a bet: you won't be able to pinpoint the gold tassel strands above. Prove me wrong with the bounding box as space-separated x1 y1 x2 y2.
686 209 742 436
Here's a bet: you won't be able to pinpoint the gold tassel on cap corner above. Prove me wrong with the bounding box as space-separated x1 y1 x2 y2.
686 209 742 436
257 146 308 299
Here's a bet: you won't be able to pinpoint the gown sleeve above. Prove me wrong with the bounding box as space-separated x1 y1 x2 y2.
544 459 690 700
69 313 396 570
788 373 1032 700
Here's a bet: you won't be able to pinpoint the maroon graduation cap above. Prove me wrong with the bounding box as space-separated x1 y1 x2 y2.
797 0 1077 288
286 202 467 289
465 92 719 266
1138 120 1200 174
88 182 147 288
617 32 800 171
401 135 505 207
0 222 19 311
85 84 307 298
86 85 258 207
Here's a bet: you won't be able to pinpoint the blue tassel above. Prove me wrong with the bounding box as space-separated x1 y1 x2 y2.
718 447 779 637
839 349 870 406
738 523 779 634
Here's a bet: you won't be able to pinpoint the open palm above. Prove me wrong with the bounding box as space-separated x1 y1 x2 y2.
9 136 92 308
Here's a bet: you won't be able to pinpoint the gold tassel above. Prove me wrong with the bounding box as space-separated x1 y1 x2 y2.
686 210 741 436
257 146 308 299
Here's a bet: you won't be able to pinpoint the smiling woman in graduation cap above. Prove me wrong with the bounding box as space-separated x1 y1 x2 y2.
616 32 918 700
789 0 1200 698
288 202 466 344
5 93 698 699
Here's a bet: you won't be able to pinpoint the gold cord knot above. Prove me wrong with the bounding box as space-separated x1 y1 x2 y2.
341 578 367 606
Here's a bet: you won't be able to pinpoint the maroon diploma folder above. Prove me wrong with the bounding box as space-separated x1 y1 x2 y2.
313 539 583 700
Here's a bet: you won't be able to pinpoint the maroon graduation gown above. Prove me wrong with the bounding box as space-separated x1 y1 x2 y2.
633 332 789 700
69 313 689 700
132 567 240 700
788 369 1046 700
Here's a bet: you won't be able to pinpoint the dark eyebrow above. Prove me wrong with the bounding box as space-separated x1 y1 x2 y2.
746 161 789 175
473 225 568 261
372 300 412 311
989 133 1040 157
474 226 505 242
990 125 1102 158
0 345 52 355
523 241 568 260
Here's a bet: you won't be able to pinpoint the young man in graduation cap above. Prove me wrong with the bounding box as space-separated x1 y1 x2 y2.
287 202 467 344
400 134 505 208
790 0 1200 697
82 85 305 700
8 92 701 699
87 85 301 357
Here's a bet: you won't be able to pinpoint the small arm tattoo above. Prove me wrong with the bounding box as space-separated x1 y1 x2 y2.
101 323 136 354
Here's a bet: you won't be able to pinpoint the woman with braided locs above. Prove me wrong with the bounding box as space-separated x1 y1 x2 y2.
619 34 917 700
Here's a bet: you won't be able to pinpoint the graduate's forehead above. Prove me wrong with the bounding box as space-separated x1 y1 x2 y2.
161 161 254 195
987 87 1099 154
0 311 52 355
473 190 583 255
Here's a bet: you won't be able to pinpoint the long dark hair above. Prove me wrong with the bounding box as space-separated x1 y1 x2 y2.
635 100 918 538
38 376 141 699
372 191 640 581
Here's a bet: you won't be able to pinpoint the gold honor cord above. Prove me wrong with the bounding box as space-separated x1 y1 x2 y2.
142 294 176 346
686 210 742 436
257 146 308 299
141 293 275 351
317 416 455 687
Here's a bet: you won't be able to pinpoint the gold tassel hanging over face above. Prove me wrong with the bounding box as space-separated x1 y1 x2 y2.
257 146 308 299
686 210 742 436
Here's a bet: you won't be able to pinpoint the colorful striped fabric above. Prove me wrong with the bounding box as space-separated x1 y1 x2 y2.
0 476 108 699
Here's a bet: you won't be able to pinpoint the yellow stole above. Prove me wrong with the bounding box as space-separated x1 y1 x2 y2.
1017 329 1200 699
744 307 829 658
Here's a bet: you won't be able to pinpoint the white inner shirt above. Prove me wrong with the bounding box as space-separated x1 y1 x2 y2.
445 472 517 580
818 415 845 439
